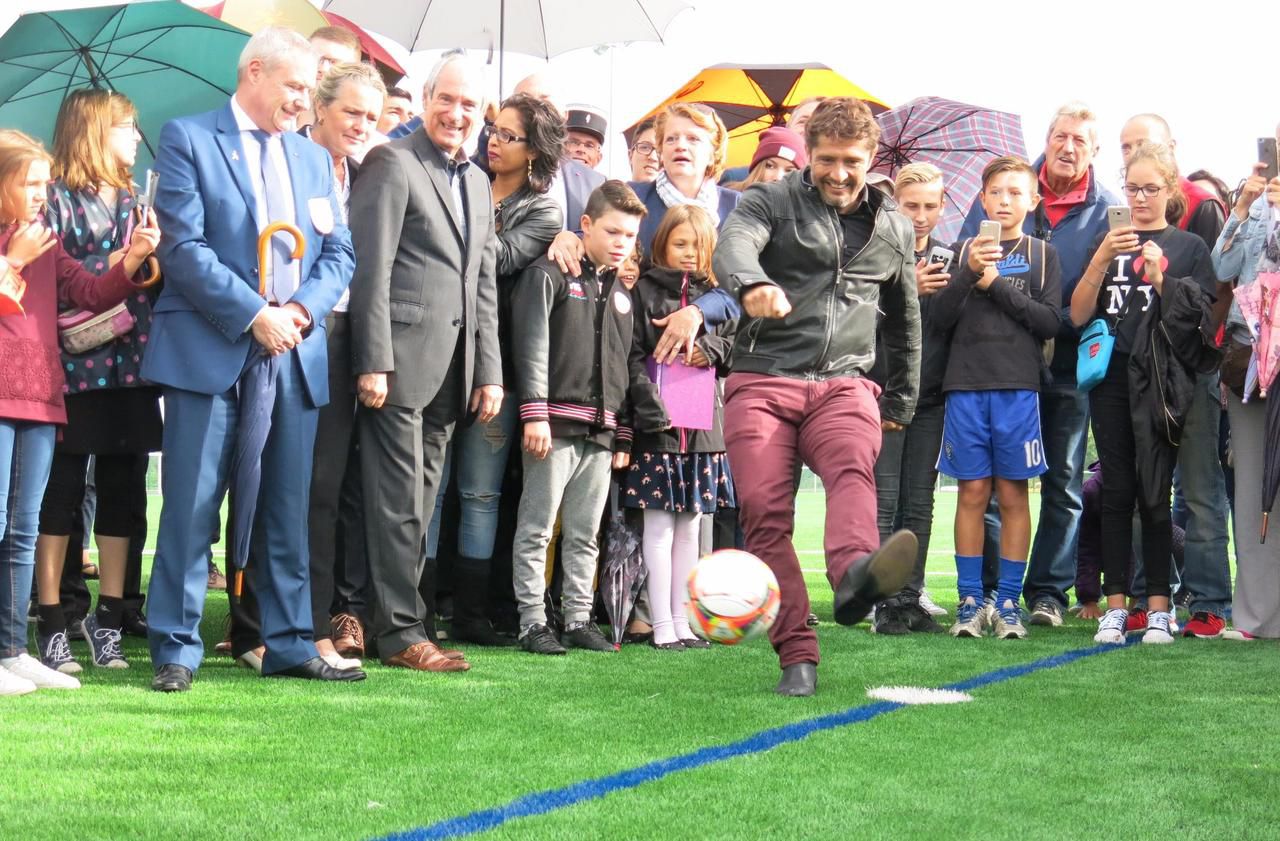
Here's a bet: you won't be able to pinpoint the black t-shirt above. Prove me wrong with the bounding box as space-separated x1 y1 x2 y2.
1091 226 1216 355
840 192 876 263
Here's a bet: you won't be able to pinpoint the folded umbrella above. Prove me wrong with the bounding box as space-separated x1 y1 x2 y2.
229 221 305 597
599 489 645 648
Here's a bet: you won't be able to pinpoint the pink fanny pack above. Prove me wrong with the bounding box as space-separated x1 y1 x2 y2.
57 302 135 354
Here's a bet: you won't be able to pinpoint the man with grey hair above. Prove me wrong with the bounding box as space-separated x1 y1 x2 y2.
348 53 502 673
144 26 358 691
958 102 1118 626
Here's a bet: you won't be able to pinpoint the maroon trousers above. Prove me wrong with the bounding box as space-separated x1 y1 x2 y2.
723 373 882 668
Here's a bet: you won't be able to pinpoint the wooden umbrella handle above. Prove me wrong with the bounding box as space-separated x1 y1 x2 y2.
256 222 306 297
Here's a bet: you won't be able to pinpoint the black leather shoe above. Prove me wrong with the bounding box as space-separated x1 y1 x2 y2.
833 530 917 626
775 662 817 697
121 610 149 638
649 640 685 651
267 656 366 682
678 637 711 649
151 664 192 693
450 618 518 647
520 624 567 655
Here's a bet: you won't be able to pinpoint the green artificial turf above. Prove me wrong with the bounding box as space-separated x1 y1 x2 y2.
1 492 1274 841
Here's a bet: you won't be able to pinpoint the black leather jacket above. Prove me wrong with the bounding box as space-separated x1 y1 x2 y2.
713 169 921 424
494 185 562 377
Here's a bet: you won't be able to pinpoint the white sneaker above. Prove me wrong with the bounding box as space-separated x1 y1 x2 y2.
1142 611 1175 645
949 597 989 638
1094 608 1128 644
0 664 37 696
918 590 947 617
321 652 363 671
993 600 1029 639
0 653 81 689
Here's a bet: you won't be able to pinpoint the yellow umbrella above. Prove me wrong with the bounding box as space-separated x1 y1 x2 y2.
627 63 889 169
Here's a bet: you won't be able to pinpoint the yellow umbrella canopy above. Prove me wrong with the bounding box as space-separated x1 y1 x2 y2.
628 63 889 169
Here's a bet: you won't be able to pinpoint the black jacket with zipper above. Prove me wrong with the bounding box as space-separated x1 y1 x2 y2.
712 168 921 424
626 265 736 453
511 255 638 448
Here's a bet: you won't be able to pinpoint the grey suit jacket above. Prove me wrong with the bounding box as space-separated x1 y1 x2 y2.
348 129 500 409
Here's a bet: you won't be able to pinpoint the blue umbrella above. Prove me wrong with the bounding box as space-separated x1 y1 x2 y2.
229 222 304 596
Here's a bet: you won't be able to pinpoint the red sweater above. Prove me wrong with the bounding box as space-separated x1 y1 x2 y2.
0 227 137 424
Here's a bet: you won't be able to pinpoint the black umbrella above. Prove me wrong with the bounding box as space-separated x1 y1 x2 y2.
1263 390 1279 543
228 222 304 596
598 490 645 648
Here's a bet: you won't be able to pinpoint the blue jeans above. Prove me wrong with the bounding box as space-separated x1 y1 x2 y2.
1024 378 1089 608
875 402 944 602
426 398 518 559
0 421 56 657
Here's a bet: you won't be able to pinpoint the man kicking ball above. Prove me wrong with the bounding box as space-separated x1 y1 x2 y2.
713 98 921 696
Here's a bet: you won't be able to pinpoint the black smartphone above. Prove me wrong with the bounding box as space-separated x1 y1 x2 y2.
1259 137 1279 182
927 246 955 273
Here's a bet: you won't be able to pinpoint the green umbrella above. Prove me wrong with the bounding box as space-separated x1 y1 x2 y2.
0 1 249 173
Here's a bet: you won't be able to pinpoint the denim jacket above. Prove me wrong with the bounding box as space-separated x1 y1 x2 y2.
1211 195 1272 342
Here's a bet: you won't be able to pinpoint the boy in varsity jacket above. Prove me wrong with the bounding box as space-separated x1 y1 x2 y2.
509 181 647 656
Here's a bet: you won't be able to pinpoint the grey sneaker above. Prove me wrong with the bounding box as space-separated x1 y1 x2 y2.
37 629 82 675
82 615 129 668
1027 599 1064 627
950 597 989 638
993 600 1028 639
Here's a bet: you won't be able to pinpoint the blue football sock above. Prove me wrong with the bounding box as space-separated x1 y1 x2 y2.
997 557 1028 608
955 555 983 602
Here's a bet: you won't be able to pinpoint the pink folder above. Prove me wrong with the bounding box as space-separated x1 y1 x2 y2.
646 356 716 430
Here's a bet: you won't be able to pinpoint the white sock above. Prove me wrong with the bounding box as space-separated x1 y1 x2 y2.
669 512 702 640
642 510 678 645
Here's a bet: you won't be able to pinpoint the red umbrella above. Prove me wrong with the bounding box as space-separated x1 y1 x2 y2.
201 1 406 86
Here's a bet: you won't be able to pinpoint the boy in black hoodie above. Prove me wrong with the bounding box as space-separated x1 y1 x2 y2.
509 181 646 655
932 157 1062 640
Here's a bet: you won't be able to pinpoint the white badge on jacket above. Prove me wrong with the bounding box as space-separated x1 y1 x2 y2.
613 290 631 315
308 197 335 235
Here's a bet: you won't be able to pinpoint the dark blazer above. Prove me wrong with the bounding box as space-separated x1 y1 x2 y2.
631 179 740 253
347 128 501 409
561 158 605 233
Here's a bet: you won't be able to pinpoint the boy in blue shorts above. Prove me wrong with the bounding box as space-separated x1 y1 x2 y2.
932 157 1062 639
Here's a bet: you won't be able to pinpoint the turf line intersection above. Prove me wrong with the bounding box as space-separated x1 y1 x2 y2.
375 639 1137 840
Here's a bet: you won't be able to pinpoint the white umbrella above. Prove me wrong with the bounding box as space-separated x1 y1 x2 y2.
321 0 690 91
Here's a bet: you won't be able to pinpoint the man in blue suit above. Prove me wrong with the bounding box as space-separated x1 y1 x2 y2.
143 27 359 691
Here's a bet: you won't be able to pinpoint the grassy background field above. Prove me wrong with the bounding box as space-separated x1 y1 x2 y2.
2 489 1275 841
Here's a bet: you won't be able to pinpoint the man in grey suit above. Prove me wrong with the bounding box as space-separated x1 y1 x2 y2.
348 54 502 672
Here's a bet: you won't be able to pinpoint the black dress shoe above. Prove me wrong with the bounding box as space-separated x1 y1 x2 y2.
677 637 711 649
121 610 149 638
151 664 193 693
450 618 518 647
833 530 918 626
649 640 685 651
267 656 366 682
775 662 817 697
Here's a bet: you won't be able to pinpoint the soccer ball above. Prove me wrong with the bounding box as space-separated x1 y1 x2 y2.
686 550 781 645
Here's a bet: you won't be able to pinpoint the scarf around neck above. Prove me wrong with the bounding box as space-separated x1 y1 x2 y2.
654 170 720 227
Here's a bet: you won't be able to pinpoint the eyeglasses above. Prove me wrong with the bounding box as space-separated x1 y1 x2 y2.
491 127 528 146
630 141 657 158
566 136 601 153
1122 184 1165 198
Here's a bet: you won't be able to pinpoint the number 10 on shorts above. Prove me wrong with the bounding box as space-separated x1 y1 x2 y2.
1023 439 1043 469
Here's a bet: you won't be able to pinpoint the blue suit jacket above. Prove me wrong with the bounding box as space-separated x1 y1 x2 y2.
143 103 354 406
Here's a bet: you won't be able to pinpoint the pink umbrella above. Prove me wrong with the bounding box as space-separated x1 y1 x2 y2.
1233 271 1280 400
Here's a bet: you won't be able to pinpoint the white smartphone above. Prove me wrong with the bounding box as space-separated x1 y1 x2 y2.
927 246 955 273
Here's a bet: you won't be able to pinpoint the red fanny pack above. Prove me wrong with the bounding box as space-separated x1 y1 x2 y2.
57 302 135 354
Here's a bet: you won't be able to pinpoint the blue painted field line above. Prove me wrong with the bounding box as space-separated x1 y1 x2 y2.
376 641 1131 841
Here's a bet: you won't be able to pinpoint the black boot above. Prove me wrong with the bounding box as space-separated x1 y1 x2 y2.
775 662 817 697
449 556 516 646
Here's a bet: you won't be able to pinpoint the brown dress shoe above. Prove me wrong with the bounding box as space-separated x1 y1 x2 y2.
385 641 471 672
207 564 227 592
330 613 365 658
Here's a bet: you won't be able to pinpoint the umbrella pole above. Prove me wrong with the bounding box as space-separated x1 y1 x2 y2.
1263 511 1270 544
498 0 505 98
